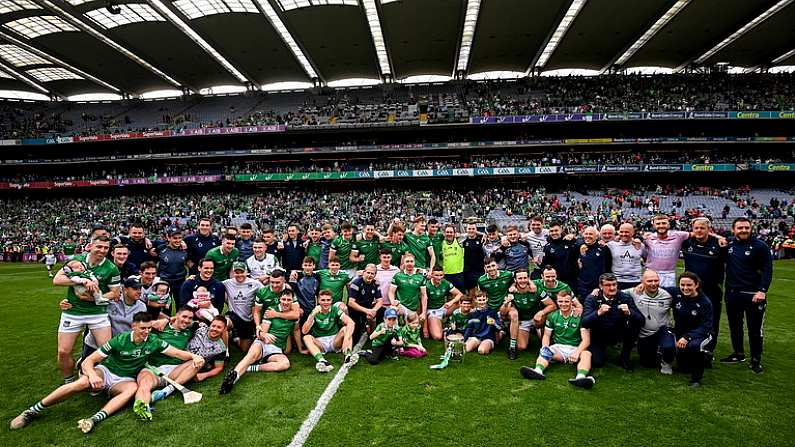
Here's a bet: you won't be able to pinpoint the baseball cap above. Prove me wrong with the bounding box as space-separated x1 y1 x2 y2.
384 308 398 319
123 277 142 289
232 261 247 272
167 226 182 236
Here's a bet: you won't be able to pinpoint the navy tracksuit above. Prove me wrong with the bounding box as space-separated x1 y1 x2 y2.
682 236 726 352
493 240 531 273
577 242 611 300
542 237 579 285
185 233 220 274
582 291 644 367
669 289 713 383
725 236 772 361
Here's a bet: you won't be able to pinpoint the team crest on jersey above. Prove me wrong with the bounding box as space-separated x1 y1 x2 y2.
675 302 682 309
198 242 203 248
745 251 751 256
549 248 556 254
691 310 697 316
687 247 693 252
728 247 733 254
709 250 714 255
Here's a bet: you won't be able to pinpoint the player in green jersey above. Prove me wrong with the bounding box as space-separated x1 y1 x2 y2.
381 224 409 267
62 238 77 258
351 223 381 268
302 290 357 372
10 312 202 433
520 290 595 389
53 235 121 384
427 218 444 268
446 295 473 336
220 289 299 394
388 252 428 318
477 257 514 311
403 216 436 269
425 266 464 340
205 234 240 281
502 269 556 360
315 256 352 304
534 266 583 314
253 270 292 324
329 222 357 276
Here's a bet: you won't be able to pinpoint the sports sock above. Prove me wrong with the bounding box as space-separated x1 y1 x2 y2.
313 353 325 362
64 375 76 384
534 364 546 373
91 410 108 424
247 365 260 373
28 401 46 415
509 338 517 349
161 385 176 397
576 369 589 379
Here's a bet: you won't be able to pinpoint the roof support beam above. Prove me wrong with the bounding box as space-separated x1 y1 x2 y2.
601 0 692 73
253 0 321 81
454 0 481 76
361 0 392 79
145 0 257 86
680 0 795 71
771 48 795 65
528 0 587 72
32 0 187 90
0 58 57 97
0 29 122 93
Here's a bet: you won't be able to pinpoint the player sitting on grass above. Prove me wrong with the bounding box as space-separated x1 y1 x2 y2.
302 289 357 372
503 269 556 355
464 291 502 355
425 265 464 340
399 312 427 358
219 289 299 395
520 290 595 389
10 312 203 433
362 308 403 365
446 295 473 337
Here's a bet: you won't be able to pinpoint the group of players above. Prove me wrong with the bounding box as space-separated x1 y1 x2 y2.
10 213 773 433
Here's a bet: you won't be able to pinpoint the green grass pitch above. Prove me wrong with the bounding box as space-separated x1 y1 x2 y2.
1 261 793 446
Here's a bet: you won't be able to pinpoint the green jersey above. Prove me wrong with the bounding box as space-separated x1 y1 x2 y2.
371 322 400 347
352 235 381 267
400 324 422 346
381 240 409 267
391 271 426 311
330 236 355 270
62 243 76 256
150 324 194 366
311 303 345 337
426 278 454 310
533 279 573 303
99 332 170 378
478 271 514 310
264 310 295 349
306 241 322 265
206 246 240 281
255 286 289 311
429 232 444 268
404 232 433 268
440 238 464 275
64 254 121 316
447 309 471 332
512 287 548 320
316 269 351 303
545 310 583 347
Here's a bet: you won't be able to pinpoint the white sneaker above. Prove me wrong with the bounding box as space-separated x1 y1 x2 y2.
10 410 35 430
660 362 673 375
77 418 95 434
315 361 334 373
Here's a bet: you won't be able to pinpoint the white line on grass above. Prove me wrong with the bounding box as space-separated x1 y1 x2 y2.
287 334 368 447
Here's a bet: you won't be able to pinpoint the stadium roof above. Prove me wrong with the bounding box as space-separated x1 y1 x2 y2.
0 0 792 98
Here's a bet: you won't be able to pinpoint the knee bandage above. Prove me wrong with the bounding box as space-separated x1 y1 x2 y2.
540 346 554 361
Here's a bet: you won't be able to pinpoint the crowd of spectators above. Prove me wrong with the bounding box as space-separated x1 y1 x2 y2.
2 73 793 139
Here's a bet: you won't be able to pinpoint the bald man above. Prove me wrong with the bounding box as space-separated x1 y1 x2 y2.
624 270 675 373
607 223 645 290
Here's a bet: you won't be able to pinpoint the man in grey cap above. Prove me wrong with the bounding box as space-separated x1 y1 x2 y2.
223 261 263 352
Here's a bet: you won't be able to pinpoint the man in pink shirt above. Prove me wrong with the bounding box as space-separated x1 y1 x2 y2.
643 215 690 287
375 249 400 305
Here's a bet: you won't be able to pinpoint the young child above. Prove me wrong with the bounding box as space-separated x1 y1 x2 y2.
464 291 502 355
446 296 473 337
145 280 172 319
188 286 219 323
362 308 403 365
399 312 427 358
63 259 107 305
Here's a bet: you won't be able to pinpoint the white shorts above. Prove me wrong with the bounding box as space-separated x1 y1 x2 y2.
519 320 536 333
427 307 446 320
466 337 494 348
154 364 180 387
550 344 578 363
658 271 676 288
253 340 284 362
95 365 134 393
315 335 340 353
45 260 56 266
58 312 110 333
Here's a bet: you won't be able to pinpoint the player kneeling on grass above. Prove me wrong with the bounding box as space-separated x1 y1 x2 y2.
362 308 403 365
219 289 298 394
520 290 595 389
10 312 203 433
302 289 357 372
464 292 502 355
